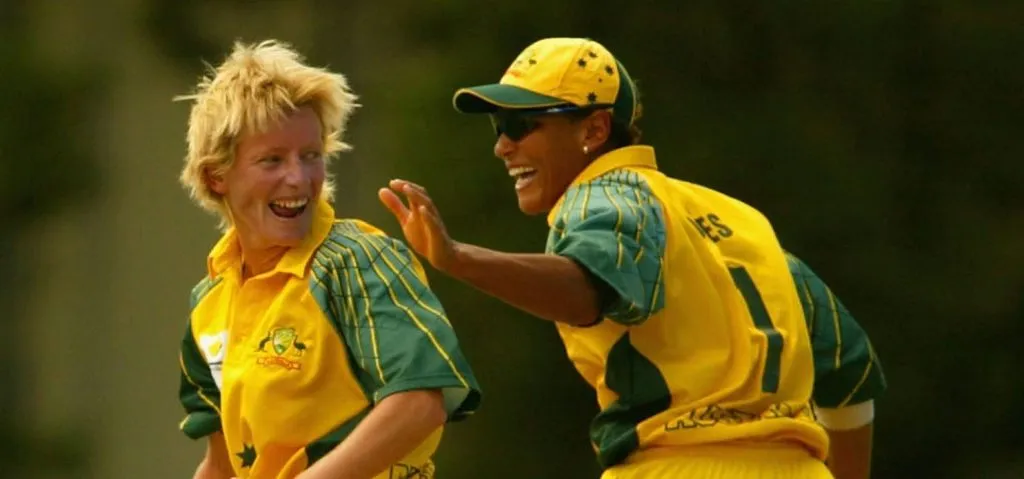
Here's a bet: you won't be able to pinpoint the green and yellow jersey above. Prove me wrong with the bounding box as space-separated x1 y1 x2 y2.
787 253 886 410
545 146 886 469
178 199 481 479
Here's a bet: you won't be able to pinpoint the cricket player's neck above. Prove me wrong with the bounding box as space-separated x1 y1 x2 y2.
239 243 289 280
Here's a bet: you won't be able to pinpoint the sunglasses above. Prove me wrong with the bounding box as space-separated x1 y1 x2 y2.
488 104 611 141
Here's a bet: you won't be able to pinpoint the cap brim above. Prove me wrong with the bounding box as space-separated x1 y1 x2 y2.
453 84 568 114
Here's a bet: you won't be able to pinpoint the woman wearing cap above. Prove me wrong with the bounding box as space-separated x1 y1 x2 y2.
175 40 480 479
380 37 884 479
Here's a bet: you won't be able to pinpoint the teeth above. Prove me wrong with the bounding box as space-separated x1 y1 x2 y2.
272 198 308 209
507 167 537 177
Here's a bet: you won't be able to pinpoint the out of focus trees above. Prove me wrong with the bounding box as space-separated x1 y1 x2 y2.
0 0 104 476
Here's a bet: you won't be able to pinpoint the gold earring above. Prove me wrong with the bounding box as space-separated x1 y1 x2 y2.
583 145 590 155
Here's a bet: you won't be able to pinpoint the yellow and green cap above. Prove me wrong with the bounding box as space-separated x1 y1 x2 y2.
453 37 639 128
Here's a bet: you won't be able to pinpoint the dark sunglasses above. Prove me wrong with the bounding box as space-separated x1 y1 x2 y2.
488 104 611 141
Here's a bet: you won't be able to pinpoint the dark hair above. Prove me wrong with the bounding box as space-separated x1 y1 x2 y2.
564 104 643 152
609 122 643 148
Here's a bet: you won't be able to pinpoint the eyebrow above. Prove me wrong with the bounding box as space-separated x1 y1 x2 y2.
245 141 324 159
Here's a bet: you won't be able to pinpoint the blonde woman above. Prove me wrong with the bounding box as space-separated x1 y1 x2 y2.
176 40 480 479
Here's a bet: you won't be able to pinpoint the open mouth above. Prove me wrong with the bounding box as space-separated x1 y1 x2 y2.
508 166 538 191
269 197 309 219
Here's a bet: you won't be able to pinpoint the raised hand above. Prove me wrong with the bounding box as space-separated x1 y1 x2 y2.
378 179 458 271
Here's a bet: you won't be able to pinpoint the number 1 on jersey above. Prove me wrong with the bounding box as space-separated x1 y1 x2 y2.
728 266 783 393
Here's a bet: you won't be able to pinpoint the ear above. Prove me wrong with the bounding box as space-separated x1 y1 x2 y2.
583 111 612 151
205 168 227 195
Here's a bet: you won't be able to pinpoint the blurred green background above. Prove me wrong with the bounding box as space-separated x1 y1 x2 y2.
3 1 1021 478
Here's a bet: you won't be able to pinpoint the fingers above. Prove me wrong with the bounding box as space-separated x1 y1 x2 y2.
389 178 424 192
415 204 451 258
403 186 434 213
389 179 428 198
417 204 442 229
389 178 437 215
377 188 410 222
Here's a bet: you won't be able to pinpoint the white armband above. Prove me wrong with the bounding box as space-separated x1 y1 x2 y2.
815 400 874 431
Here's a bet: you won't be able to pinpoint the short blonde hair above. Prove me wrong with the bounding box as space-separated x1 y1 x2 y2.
176 40 358 229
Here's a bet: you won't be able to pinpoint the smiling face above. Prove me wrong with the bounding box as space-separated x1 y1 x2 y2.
492 108 611 215
208 106 325 255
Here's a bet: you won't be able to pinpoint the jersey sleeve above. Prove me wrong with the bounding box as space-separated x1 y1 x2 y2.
546 176 667 326
328 233 481 422
787 253 888 408
178 318 222 439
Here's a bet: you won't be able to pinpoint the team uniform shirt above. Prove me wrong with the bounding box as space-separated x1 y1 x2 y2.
545 146 886 469
178 199 481 479
787 254 886 410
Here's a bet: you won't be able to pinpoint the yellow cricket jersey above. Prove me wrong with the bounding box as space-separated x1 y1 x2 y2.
545 146 886 469
177 199 481 478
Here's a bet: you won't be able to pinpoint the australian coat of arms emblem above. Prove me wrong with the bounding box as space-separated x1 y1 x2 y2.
255 327 307 370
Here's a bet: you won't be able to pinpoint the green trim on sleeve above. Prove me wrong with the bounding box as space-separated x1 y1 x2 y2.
311 222 482 422
178 320 222 439
546 171 667 326
786 253 888 407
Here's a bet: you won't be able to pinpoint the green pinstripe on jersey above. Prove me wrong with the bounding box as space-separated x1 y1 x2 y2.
786 253 887 408
542 147 885 470
176 197 481 476
179 220 481 459
311 220 478 407
547 168 671 468
178 276 223 439
304 220 482 463
546 169 667 326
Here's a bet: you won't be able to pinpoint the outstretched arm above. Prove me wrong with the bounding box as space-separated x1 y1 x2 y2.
446 242 604 326
377 180 601 326
378 179 665 327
